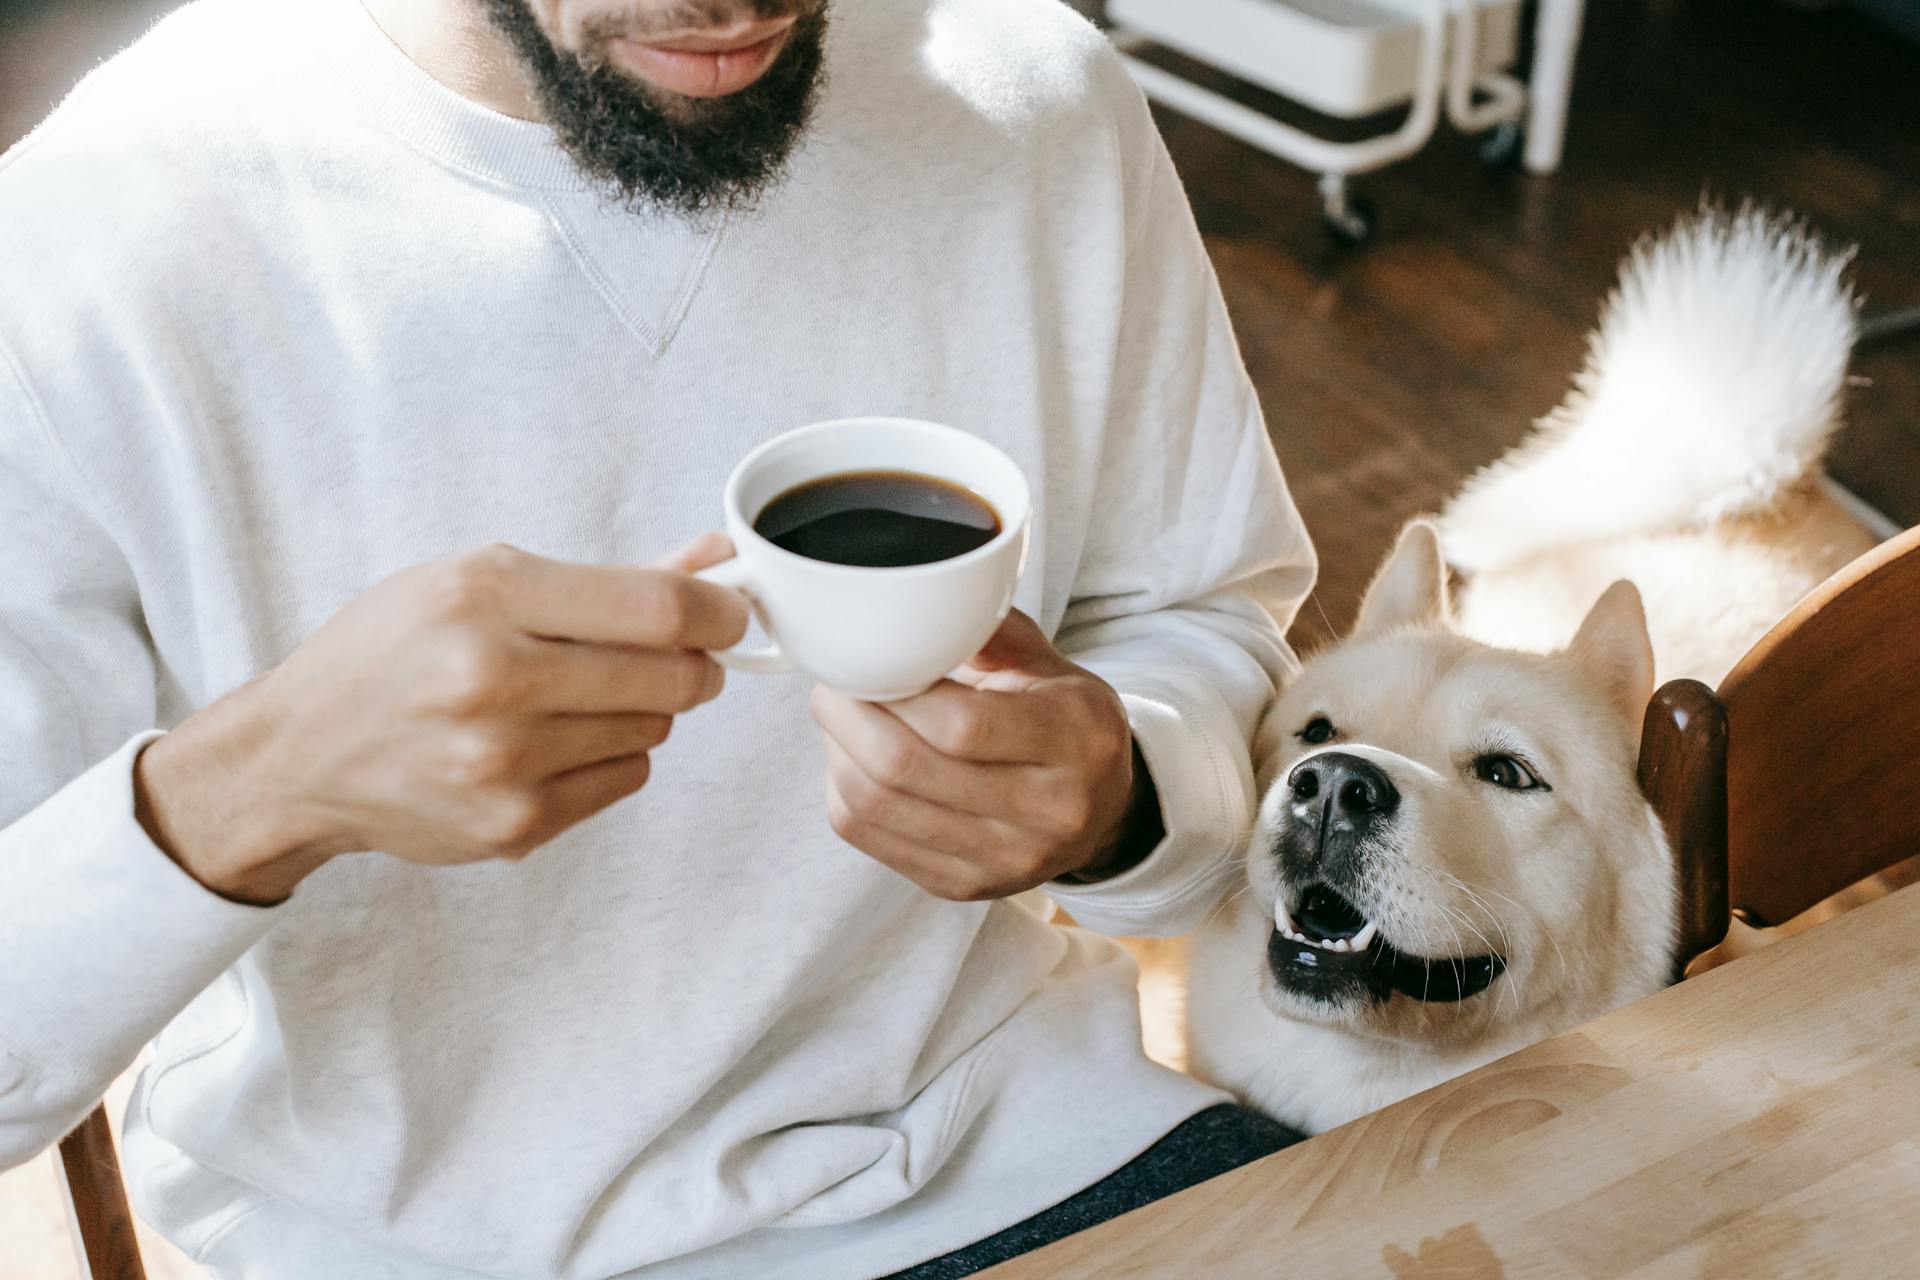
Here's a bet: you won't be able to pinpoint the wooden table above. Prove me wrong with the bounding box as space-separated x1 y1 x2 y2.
987 882 1920 1278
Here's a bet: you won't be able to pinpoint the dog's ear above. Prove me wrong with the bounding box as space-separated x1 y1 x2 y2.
1565 580 1655 728
1352 520 1451 637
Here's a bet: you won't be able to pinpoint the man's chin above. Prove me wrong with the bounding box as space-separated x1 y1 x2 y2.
480 0 830 216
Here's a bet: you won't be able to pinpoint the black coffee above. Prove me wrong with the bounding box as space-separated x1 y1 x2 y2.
753 470 1001 568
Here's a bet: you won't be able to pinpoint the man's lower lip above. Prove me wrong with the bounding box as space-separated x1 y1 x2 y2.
609 29 791 98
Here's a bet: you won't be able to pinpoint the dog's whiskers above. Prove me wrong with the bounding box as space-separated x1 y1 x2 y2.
1454 878 1561 1014
1199 876 1257 931
1467 878 1569 992
1405 864 1524 1019
1305 590 1337 645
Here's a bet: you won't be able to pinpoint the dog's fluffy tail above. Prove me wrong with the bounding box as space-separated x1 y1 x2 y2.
1440 205 1858 574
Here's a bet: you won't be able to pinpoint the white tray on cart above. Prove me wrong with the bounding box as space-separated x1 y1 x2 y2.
1110 0 1521 120
1107 0 1586 244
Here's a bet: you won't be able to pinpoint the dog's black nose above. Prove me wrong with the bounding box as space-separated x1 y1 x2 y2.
1289 752 1399 822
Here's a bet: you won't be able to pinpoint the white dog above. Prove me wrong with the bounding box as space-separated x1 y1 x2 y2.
1187 525 1675 1131
1441 206 1877 684
1187 207 1873 1133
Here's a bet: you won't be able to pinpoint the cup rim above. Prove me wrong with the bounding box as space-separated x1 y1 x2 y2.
724 417 1032 578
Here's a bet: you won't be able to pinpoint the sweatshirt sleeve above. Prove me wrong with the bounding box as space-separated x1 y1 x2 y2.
0 346 279 1170
1045 62 1317 938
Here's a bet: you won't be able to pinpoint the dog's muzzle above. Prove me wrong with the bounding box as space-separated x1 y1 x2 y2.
1268 753 1506 1006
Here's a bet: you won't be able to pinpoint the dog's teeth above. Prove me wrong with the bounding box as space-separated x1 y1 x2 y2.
1325 937 1347 952
1274 897 1298 934
1351 920 1379 950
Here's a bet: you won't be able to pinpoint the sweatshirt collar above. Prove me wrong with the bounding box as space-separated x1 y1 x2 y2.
316 0 595 193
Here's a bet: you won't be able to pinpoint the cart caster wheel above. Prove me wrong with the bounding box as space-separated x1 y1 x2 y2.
1480 121 1524 170
1322 194 1375 246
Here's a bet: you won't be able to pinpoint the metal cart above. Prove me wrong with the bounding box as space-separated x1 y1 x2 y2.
1108 0 1587 243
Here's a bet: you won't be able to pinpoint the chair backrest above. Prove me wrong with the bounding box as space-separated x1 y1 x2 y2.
1638 677 1729 977
1718 522 1920 925
1641 523 1920 975
56 1102 147 1279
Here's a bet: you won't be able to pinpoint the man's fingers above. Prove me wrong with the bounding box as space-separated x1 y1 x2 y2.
449 545 748 650
522 713 673 777
962 609 1062 674
809 687 1028 813
536 751 656 837
653 532 735 576
823 738 1011 858
876 679 1056 764
823 780 1003 902
517 637 725 714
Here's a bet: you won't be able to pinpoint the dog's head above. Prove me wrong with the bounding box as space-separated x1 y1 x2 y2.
1246 521 1677 1049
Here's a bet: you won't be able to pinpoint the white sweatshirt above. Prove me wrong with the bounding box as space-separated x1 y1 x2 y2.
0 0 1315 1276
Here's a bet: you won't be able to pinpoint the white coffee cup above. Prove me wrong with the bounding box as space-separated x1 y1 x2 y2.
694 417 1031 702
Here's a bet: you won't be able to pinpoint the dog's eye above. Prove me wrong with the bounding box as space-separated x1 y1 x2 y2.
1298 716 1336 745
1474 754 1544 791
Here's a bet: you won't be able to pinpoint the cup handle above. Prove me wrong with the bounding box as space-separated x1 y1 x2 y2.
693 558 794 674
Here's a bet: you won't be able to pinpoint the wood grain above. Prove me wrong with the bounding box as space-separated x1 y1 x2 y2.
1717 525 1920 926
984 882 1920 1279
54 1106 147 1280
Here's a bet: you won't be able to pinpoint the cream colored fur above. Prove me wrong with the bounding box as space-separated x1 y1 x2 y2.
1187 208 1878 1133
1188 526 1677 1132
1445 206 1876 683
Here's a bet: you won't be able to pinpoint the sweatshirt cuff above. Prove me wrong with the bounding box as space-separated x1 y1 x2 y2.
1045 678 1252 936
0 732 282 1083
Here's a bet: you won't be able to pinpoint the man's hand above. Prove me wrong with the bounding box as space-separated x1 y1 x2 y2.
136 536 749 904
811 610 1159 901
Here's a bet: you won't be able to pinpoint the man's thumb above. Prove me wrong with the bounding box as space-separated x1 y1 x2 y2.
965 609 1058 673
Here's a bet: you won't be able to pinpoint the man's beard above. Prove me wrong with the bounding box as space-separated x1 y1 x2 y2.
477 1 829 217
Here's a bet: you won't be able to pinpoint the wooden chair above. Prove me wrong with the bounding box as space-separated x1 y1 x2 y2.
1639 522 1920 980
55 1102 146 1279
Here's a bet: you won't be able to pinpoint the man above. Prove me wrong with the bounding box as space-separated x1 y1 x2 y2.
0 0 1316 1274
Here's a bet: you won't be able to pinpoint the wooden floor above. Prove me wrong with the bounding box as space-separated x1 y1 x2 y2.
2 0 1917 1276
1146 0 1920 648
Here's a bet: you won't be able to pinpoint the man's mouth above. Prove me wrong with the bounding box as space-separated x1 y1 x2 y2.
1268 883 1506 1004
608 19 797 98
